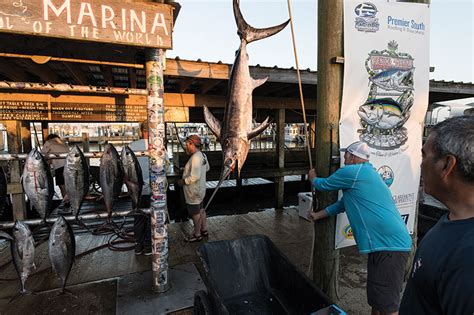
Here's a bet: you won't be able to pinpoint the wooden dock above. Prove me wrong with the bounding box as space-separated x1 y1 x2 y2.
0 207 369 314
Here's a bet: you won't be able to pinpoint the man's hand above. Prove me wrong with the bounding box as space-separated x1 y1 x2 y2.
308 168 317 182
307 209 329 222
177 179 184 187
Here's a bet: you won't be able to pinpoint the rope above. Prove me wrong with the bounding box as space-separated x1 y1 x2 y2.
286 0 313 170
286 0 319 277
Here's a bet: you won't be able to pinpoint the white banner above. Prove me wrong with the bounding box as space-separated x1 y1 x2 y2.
337 1 430 249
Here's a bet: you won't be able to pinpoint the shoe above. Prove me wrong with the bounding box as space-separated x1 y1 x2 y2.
185 233 203 243
134 244 144 255
143 246 152 256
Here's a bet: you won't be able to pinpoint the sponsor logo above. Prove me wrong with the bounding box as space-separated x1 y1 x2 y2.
342 224 354 239
354 3 379 33
377 165 394 187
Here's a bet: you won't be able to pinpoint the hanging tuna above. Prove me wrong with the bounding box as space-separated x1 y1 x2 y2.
21 149 54 221
49 216 75 294
11 221 35 295
121 146 143 211
99 144 123 218
64 145 89 220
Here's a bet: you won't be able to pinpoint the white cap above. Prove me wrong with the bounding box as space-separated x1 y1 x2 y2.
340 141 370 160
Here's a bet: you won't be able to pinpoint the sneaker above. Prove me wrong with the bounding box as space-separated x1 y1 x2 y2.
134 244 144 255
143 246 152 256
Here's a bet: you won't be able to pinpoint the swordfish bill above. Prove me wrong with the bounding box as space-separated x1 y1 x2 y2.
203 0 289 209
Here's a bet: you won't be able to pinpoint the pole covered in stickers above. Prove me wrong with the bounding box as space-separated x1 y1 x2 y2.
145 48 170 293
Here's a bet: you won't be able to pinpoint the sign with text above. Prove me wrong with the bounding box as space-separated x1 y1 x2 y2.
0 0 173 48
0 93 148 122
336 0 430 249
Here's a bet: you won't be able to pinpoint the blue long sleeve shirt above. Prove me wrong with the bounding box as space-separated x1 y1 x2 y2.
313 162 412 254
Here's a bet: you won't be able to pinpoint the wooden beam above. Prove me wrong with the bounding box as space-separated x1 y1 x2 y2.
165 59 317 85
164 93 317 110
429 81 474 94
200 79 222 94
5 121 27 220
63 62 89 85
275 108 285 209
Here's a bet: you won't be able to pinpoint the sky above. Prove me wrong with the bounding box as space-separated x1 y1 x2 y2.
168 0 474 83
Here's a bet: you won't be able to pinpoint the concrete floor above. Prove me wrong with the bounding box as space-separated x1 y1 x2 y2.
0 207 369 314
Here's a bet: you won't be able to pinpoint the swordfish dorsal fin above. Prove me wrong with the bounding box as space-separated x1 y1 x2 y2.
203 106 222 140
233 0 290 44
248 116 271 140
252 77 268 89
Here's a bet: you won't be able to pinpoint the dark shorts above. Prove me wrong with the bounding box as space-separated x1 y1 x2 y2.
186 203 203 216
367 251 409 313
55 167 65 186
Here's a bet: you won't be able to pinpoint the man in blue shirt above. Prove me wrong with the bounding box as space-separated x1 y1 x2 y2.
308 141 412 315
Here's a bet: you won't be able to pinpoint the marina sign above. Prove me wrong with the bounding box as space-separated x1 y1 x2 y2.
0 0 173 48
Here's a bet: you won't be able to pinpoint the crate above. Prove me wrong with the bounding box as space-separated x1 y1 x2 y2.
298 192 313 221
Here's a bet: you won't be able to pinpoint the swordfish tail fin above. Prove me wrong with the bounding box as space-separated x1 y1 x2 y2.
233 0 290 44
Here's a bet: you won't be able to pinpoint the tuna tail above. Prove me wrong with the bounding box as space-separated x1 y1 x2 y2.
204 165 233 211
233 0 289 44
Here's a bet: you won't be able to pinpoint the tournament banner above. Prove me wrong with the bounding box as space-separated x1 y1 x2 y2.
336 0 430 249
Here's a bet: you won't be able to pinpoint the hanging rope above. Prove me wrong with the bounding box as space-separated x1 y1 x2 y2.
286 0 313 169
286 0 319 277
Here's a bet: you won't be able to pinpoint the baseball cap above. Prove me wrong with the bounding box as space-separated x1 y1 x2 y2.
186 134 202 146
340 141 370 160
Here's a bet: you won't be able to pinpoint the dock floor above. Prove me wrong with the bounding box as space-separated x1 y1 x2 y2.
0 208 369 314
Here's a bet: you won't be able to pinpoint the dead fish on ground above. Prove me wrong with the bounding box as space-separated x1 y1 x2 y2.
11 221 35 296
203 0 289 209
99 144 123 219
64 145 89 220
121 146 143 211
49 216 75 294
21 149 54 221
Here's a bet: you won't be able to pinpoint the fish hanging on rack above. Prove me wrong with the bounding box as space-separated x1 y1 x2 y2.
99 144 123 219
203 0 289 209
49 216 75 294
11 221 35 296
64 145 89 220
21 149 54 221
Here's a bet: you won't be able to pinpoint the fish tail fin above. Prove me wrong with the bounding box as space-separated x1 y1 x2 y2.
233 0 289 44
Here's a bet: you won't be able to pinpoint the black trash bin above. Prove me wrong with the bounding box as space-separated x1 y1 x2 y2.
194 234 343 315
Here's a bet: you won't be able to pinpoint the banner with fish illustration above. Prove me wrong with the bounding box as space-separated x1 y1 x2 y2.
336 0 430 249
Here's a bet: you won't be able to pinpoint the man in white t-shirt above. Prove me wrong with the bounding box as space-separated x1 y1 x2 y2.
177 135 210 242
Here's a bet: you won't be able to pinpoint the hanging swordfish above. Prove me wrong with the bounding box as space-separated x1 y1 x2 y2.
203 0 289 208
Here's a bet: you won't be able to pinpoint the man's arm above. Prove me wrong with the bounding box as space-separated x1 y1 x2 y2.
308 166 358 192
308 199 345 221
